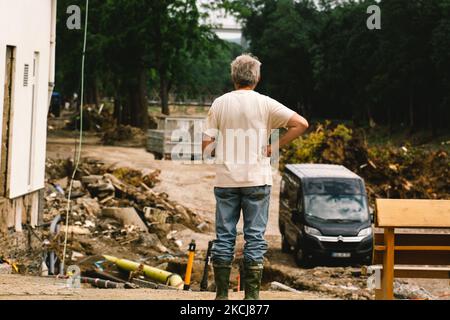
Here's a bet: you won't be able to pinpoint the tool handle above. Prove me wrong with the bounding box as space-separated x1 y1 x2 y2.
200 240 214 291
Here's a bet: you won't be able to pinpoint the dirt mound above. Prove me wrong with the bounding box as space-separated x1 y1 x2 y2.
101 125 147 147
65 105 115 132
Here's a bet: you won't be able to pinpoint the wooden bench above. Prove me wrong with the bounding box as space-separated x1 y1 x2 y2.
371 199 450 300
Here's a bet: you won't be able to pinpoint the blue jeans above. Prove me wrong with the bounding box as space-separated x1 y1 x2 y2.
211 185 271 264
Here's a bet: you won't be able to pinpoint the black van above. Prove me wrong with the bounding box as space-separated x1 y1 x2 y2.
279 164 373 267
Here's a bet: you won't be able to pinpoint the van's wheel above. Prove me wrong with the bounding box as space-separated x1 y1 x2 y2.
294 243 312 268
281 234 291 253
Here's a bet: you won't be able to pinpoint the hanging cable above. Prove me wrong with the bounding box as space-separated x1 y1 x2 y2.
61 0 89 273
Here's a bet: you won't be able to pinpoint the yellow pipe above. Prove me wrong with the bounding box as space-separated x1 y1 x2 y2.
103 255 184 289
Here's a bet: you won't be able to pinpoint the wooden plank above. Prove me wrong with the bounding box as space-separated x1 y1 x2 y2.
374 249 450 265
374 266 450 280
394 246 450 251
394 267 450 279
0 197 12 232
375 289 383 300
374 231 450 247
373 245 450 252
14 197 22 232
1 46 14 198
29 191 39 227
381 228 395 300
375 199 450 228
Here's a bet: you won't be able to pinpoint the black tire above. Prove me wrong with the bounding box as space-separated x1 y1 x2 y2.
294 243 312 268
281 234 291 253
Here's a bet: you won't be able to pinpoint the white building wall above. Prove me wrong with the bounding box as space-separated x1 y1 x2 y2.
0 0 54 199
198 0 243 45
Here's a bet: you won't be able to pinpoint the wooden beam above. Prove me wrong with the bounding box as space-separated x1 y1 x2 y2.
374 249 450 265
376 245 450 251
374 231 450 247
394 267 450 279
381 228 395 300
375 199 450 228
394 246 450 251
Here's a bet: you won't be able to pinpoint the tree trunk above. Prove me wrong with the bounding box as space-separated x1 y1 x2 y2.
127 70 149 129
137 69 149 129
160 75 170 115
113 95 122 125
387 104 392 135
121 85 132 126
409 89 414 129
93 81 99 108
429 104 437 137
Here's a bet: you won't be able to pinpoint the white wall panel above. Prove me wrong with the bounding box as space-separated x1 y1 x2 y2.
0 0 53 198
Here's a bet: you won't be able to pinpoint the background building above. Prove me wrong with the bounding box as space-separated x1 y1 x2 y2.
198 0 245 46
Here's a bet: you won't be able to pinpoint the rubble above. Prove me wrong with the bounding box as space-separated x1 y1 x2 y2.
394 281 436 300
38 157 212 290
101 207 147 230
262 263 374 300
269 281 301 293
101 125 147 147
0 263 12 274
65 104 115 132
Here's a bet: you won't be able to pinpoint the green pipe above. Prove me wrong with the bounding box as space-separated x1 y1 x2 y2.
103 255 184 289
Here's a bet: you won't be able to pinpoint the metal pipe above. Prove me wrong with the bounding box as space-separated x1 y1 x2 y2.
84 269 137 289
81 277 124 289
103 255 184 289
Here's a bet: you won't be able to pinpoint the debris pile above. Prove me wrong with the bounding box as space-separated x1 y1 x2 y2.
280 122 450 204
394 280 436 300
263 263 373 300
101 125 147 147
65 104 115 132
44 158 211 268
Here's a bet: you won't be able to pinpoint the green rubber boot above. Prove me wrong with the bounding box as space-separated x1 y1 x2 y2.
213 262 232 300
244 261 264 300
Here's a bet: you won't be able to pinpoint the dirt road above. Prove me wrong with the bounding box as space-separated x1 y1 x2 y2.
0 275 331 300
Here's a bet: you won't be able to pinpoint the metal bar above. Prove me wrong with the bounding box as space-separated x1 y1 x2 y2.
381 228 395 300
81 277 124 289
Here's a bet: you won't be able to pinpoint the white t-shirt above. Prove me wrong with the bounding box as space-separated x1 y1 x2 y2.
203 90 295 188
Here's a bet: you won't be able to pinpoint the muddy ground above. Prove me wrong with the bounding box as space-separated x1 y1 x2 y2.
0 274 334 300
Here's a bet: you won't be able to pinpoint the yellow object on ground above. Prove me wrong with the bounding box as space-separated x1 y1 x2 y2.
184 240 196 290
103 255 184 289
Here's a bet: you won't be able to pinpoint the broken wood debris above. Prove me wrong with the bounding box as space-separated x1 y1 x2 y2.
43 158 211 263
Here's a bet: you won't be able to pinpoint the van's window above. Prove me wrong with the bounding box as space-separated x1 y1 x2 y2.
304 179 361 195
297 185 304 212
304 194 369 223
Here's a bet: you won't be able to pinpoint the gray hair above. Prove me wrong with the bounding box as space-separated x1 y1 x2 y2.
231 54 261 87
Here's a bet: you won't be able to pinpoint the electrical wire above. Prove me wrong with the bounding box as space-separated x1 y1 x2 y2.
61 0 89 272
